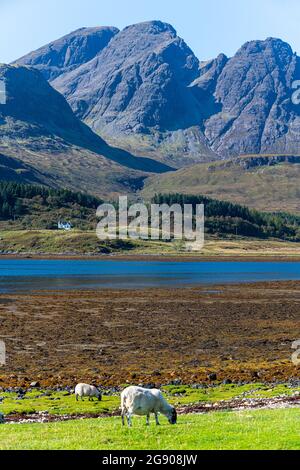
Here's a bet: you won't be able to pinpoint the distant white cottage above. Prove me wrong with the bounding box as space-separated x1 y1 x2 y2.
58 221 72 231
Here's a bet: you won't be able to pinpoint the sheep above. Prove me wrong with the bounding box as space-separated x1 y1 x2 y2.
121 386 177 427
75 383 102 402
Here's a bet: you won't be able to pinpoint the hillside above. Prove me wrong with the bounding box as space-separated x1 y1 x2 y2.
1 181 299 244
0 64 171 198
142 155 300 214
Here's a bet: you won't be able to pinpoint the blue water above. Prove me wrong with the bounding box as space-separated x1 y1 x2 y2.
0 259 299 292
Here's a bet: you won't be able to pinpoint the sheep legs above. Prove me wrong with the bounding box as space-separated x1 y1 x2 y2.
146 414 150 426
127 413 132 427
155 413 160 425
121 409 132 427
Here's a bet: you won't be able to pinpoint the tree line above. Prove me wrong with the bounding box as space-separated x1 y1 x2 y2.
0 182 299 241
0 181 102 219
152 193 300 241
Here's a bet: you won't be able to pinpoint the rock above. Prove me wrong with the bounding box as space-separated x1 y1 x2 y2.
169 379 182 386
223 379 232 385
251 371 261 379
29 381 40 388
208 373 217 381
191 384 207 389
204 38 300 157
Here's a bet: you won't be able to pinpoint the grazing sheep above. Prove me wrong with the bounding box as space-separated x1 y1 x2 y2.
75 383 102 402
121 386 177 427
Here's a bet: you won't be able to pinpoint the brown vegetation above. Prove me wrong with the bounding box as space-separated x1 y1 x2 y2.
0 281 299 388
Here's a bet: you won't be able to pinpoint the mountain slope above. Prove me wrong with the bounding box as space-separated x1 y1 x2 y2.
0 153 45 185
15 26 300 163
142 155 300 214
49 21 217 167
0 64 171 197
201 38 300 157
16 27 119 81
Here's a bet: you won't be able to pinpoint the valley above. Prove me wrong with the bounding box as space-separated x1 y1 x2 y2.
1 2 300 454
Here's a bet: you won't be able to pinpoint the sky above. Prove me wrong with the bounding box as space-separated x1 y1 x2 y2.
1 0 300 63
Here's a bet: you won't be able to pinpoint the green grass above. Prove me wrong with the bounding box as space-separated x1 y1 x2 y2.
1 383 299 417
0 390 119 416
1 229 300 256
1 384 300 450
1 409 300 450
0 230 177 255
163 382 300 404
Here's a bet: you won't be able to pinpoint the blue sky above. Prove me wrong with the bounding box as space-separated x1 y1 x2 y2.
1 0 300 63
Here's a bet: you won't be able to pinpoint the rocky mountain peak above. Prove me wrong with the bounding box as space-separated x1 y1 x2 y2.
15 26 119 81
12 24 300 164
237 37 293 58
203 37 300 156
46 20 212 168
122 20 177 37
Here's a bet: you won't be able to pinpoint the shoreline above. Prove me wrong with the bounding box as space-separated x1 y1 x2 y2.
1 253 300 262
0 280 299 388
4 395 300 424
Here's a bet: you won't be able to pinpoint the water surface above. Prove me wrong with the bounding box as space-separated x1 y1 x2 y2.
0 259 299 292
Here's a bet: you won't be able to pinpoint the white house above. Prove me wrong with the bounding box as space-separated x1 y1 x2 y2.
58 221 72 231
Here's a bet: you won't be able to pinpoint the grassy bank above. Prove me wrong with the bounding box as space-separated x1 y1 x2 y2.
1 383 299 417
1 229 300 257
1 409 300 450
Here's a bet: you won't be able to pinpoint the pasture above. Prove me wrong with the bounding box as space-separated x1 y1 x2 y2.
0 383 300 450
1 409 300 450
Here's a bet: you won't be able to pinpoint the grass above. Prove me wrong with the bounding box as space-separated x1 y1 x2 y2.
1 384 300 450
1 229 300 256
142 158 300 214
0 389 119 416
1 383 299 417
1 409 300 450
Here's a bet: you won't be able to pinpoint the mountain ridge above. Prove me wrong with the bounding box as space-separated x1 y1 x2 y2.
15 22 300 165
16 26 119 81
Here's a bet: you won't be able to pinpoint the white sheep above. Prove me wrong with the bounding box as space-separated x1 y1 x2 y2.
75 383 102 402
121 386 177 426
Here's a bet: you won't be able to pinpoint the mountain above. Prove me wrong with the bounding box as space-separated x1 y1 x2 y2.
16 27 119 81
17 21 217 168
16 25 300 165
142 154 300 214
0 64 171 197
201 38 300 157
